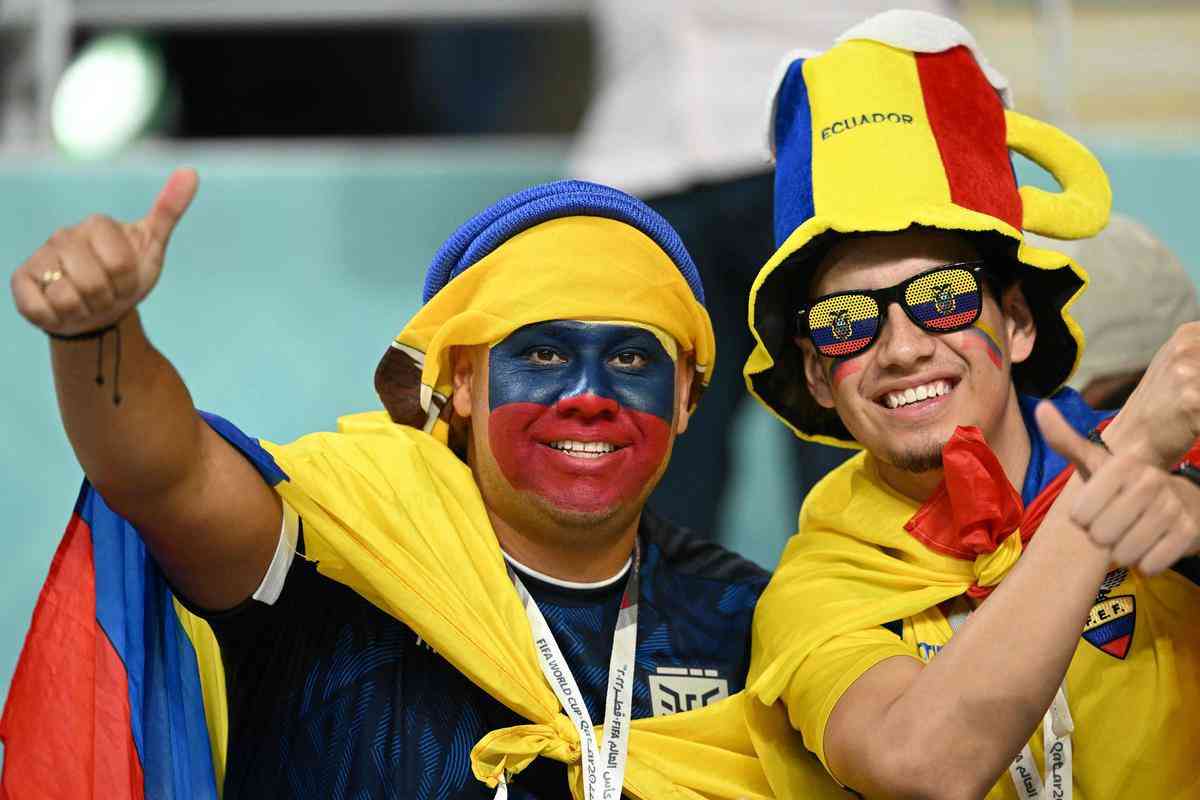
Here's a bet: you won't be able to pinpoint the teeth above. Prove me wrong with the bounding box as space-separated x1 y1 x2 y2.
549 440 618 457
885 381 952 409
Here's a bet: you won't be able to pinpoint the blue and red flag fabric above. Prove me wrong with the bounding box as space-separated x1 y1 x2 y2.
0 413 288 800
0 483 216 799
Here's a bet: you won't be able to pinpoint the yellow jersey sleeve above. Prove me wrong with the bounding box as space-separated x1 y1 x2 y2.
782 625 920 776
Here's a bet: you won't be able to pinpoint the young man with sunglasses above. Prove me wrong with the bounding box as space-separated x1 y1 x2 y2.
740 12 1200 799
3 176 773 799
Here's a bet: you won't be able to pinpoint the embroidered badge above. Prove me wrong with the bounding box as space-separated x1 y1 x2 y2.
648 667 728 716
1082 593 1136 660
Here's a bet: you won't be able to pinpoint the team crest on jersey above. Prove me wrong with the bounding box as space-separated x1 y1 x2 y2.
1082 568 1134 660
1082 595 1135 659
648 666 728 716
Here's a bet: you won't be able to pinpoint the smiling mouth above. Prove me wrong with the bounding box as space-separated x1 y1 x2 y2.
545 440 626 459
879 379 957 410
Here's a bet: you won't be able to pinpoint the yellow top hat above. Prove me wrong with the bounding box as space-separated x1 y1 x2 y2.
744 10 1112 447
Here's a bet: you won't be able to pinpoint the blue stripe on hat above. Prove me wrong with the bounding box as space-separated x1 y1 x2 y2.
773 59 816 248
422 179 705 305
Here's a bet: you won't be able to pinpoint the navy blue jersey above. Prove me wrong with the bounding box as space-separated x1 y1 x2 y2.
204 510 767 799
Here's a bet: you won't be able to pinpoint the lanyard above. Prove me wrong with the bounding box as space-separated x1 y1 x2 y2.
496 545 640 800
946 608 1074 800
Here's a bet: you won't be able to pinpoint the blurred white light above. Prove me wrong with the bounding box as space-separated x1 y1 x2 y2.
51 34 165 160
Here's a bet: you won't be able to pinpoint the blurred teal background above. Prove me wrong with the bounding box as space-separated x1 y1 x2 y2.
3 138 1200 725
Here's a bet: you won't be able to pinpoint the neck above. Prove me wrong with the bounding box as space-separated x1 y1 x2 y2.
875 389 1033 502
487 509 640 584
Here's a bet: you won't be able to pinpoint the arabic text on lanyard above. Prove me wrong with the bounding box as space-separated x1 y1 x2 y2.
946 608 1074 800
495 546 639 800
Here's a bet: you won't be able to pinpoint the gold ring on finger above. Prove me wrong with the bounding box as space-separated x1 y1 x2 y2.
38 269 64 291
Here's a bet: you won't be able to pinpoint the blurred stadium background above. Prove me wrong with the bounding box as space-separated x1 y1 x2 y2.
1 0 1198 744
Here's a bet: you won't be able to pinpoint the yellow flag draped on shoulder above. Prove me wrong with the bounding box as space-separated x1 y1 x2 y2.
257 412 785 799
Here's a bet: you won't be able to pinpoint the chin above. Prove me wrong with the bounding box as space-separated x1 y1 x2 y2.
863 430 947 473
527 488 645 532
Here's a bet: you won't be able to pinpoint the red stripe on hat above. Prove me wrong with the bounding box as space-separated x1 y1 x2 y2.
0 513 145 799
916 47 1022 231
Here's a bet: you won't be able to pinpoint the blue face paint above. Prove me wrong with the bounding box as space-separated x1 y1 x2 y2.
488 320 677 422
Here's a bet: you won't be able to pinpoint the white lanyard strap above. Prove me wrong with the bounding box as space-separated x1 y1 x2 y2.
500 546 639 800
946 609 1073 800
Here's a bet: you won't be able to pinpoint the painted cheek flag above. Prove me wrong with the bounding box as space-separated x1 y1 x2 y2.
0 413 282 800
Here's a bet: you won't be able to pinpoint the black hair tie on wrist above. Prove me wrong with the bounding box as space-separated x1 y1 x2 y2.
48 321 122 405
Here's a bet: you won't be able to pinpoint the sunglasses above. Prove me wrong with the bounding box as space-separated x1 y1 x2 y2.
797 261 989 359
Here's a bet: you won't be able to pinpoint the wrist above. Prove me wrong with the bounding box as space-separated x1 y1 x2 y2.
1094 416 1160 465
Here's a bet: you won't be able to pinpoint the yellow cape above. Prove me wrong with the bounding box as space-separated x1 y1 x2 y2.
198 412 843 799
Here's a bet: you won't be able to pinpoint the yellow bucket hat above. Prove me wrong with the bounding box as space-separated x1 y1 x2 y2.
744 10 1112 447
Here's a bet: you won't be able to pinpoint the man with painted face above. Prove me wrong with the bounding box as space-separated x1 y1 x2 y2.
740 11 1200 800
3 178 772 799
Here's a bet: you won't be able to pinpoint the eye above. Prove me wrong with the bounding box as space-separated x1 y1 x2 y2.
526 347 567 366
610 350 647 369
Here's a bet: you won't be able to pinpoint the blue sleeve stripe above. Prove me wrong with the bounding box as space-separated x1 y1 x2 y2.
199 410 289 486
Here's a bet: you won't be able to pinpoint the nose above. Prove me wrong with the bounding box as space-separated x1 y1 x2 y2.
873 302 935 369
555 392 619 419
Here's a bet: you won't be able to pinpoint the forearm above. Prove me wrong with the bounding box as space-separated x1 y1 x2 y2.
52 311 206 503
830 476 1110 798
887 494 1107 793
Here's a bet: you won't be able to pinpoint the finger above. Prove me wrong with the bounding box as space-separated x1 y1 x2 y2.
1098 479 1170 554
1111 507 1170 568
10 267 62 329
1137 527 1196 576
1036 401 1108 480
58 233 116 314
40 259 92 322
1071 457 1134 529
84 214 140 298
133 167 199 265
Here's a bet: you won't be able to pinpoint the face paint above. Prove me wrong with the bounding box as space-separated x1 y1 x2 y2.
962 322 1004 369
487 320 677 514
830 355 865 388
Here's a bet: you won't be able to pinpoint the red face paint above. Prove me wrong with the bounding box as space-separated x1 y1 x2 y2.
488 401 672 514
831 356 865 388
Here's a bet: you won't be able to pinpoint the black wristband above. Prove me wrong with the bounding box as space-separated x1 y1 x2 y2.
1087 427 1112 454
47 321 119 341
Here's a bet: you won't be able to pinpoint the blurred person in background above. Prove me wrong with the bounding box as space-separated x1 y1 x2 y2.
1028 212 1200 410
570 0 957 544
2 176 785 799
742 11 1200 798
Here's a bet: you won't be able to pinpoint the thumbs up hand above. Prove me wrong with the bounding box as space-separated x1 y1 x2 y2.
10 168 198 337
1038 401 1200 576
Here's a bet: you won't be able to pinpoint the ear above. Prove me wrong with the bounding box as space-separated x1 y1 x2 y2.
1000 282 1037 365
450 346 476 419
673 354 696 435
797 337 836 409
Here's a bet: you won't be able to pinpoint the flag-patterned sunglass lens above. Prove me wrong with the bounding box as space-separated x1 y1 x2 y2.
802 265 984 359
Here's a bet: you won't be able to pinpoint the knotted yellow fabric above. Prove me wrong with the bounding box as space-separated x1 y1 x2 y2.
256 411 830 799
973 531 1023 594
